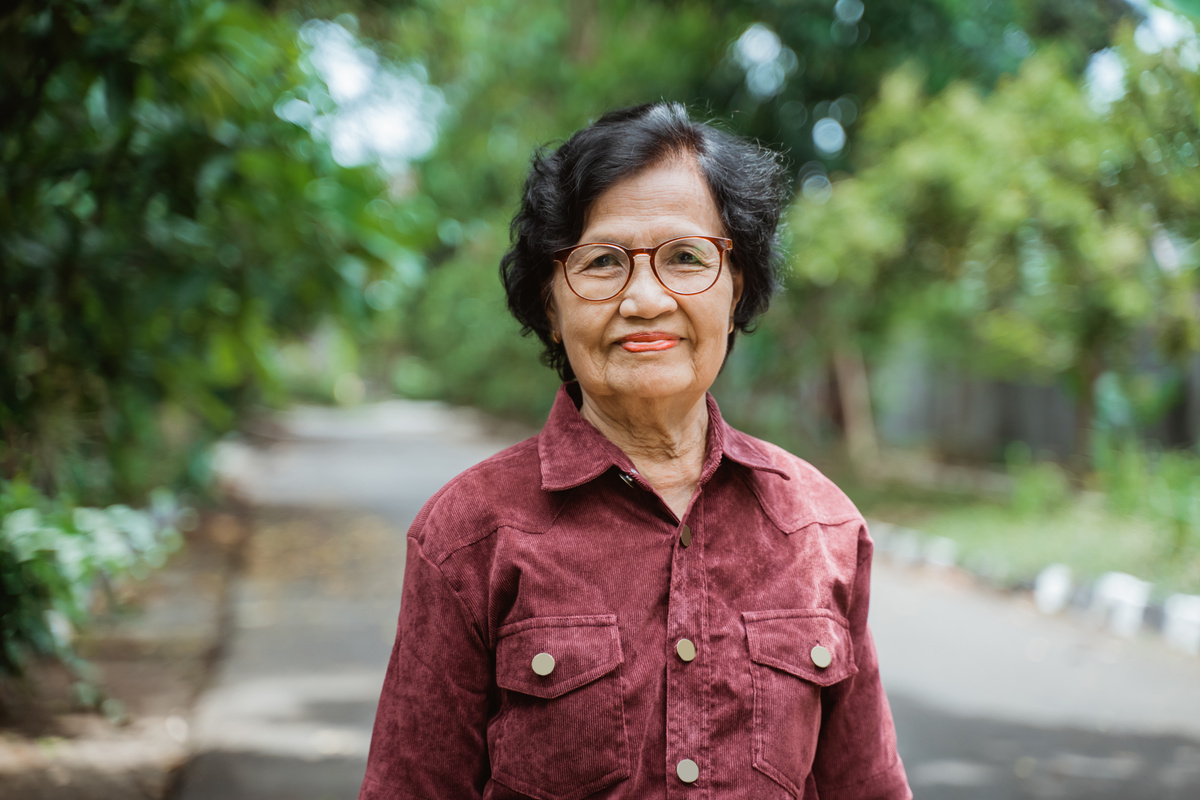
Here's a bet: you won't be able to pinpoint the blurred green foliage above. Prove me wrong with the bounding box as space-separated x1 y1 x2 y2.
382 0 1143 426
0 0 430 676
385 0 752 421
3 0 1200 675
1 0 431 504
1 480 184 678
1095 434 1200 556
776 28 1199 460
1005 441 1074 517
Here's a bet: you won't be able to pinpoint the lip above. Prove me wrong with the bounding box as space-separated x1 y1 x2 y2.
617 331 681 353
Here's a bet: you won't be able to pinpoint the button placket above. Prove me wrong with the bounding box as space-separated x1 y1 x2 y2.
665 506 710 799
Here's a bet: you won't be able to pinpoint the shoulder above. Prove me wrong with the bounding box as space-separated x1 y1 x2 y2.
726 429 864 535
408 435 562 563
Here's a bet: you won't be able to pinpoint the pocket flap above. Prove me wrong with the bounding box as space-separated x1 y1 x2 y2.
496 614 623 699
743 610 857 686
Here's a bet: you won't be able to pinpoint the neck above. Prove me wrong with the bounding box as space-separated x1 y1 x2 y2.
578 390 710 519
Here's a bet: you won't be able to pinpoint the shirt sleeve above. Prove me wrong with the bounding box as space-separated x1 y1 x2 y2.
359 537 492 800
810 524 912 800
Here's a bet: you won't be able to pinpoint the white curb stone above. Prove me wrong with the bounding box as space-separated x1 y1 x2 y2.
1163 593 1200 655
1092 572 1152 637
1033 563 1072 615
870 517 1197 657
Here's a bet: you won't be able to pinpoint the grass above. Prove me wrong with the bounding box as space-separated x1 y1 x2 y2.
830 467 1200 599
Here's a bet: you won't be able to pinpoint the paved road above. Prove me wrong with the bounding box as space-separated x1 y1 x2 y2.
175 401 1200 800
872 567 1200 798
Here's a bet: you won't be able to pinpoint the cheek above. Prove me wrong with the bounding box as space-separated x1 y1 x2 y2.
555 297 613 350
704 286 738 335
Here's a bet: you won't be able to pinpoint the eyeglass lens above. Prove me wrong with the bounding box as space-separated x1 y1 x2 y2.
562 237 723 300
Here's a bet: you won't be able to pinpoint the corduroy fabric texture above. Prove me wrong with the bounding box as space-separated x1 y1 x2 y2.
359 383 911 800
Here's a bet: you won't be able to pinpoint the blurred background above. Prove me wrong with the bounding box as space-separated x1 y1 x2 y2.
2 0 1200 798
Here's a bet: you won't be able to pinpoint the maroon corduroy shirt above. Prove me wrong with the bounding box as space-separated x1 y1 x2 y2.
359 383 911 800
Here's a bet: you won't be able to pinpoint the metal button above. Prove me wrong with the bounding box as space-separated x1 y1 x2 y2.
619 472 636 487
676 638 697 662
810 645 832 669
676 758 699 783
680 524 692 547
531 652 556 676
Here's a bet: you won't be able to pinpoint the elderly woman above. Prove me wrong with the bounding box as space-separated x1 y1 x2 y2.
359 103 910 800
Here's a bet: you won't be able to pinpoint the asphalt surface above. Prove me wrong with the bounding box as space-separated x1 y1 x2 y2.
175 400 1200 800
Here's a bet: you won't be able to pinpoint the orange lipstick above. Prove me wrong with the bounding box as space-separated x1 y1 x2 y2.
619 332 681 352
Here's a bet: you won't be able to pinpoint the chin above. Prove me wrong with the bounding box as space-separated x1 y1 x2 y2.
604 364 707 402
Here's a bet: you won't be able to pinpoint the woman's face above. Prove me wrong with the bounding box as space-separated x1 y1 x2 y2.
546 158 743 408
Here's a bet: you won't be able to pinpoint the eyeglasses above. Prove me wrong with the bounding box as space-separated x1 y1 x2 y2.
553 235 732 301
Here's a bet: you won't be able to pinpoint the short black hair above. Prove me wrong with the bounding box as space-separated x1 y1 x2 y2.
500 102 789 381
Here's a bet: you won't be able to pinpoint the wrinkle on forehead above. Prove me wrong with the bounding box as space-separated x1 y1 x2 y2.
583 150 702 217
580 152 724 243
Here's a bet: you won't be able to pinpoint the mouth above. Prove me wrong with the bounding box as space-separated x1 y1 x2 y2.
617 332 681 353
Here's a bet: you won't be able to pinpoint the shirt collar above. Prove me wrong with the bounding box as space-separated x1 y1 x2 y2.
538 383 789 492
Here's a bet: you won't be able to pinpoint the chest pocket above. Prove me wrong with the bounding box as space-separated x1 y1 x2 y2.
492 615 630 800
744 609 858 798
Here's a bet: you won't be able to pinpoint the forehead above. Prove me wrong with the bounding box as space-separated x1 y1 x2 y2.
579 157 726 244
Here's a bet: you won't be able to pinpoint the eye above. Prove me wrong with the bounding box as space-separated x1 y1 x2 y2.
587 253 621 269
663 248 709 268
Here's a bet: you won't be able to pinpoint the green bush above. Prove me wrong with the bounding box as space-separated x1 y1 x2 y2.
1094 435 1200 557
0 1 433 676
0 480 184 681
1006 442 1073 517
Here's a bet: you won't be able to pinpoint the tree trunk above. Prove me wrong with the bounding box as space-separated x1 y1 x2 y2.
833 343 879 469
569 0 599 64
1071 355 1101 475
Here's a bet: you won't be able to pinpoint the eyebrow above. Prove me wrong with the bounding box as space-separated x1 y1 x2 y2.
575 231 719 247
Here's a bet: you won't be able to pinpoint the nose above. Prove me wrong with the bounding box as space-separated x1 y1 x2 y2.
619 255 677 319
